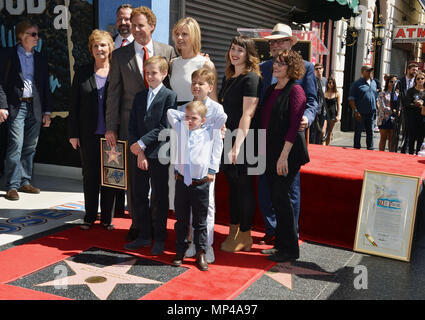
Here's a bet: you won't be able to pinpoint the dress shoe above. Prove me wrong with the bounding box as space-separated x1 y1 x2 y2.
5 189 19 201
259 235 275 245
196 251 209 271
261 248 279 255
151 241 165 255
125 229 139 242
267 252 299 263
124 237 151 250
18 184 40 194
172 252 185 267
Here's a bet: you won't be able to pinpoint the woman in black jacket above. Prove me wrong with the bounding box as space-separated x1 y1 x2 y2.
68 30 117 230
405 71 425 155
259 50 310 263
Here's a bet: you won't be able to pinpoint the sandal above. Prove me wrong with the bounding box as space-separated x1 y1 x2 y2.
80 222 92 230
102 223 115 231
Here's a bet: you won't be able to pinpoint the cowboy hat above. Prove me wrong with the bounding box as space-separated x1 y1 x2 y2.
264 23 298 45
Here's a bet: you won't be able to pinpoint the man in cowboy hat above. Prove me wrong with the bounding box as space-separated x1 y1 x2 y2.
257 23 318 246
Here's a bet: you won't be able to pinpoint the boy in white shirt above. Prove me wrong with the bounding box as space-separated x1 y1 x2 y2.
178 68 225 263
168 100 226 271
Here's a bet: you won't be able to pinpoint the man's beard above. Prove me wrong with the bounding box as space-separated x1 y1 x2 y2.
118 25 130 36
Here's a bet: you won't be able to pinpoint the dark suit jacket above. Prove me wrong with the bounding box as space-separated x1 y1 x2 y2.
260 58 318 127
0 46 52 122
106 41 176 141
68 62 108 140
128 85 177 159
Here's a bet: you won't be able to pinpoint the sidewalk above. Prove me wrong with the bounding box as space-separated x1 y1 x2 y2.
1 129 425 300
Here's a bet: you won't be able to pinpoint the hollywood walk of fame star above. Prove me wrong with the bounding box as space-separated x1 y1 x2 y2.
105 147 121 165
36 258 162 300
265 262 333 290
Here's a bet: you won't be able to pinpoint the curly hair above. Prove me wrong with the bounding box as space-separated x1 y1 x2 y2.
275 50 305 80
131 6 156 29
225 36 261 79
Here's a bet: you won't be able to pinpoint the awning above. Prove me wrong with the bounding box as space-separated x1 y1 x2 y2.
393 25 425 43
289 0 359 23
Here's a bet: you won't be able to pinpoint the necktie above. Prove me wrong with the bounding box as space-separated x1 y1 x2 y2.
121 38 127 47
147 90 154 111
183 130 192 186
143 46 149 88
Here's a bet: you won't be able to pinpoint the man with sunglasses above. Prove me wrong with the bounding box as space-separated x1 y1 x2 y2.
348 65 378 150
0 20 52 201
257 23 318 245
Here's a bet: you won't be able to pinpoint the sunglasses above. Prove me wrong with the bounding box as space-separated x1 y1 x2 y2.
315 67 323 70
25 32 39 38
269 38 291 45
417 78 425 81
273 60 288 67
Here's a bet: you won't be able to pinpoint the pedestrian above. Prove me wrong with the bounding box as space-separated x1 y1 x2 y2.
168 101 226 271
259 50 309 263
105 6 176 242
0 20 52 201
324 77 341 145
377 75 398 152
258 23 318 245
218 35 261 253
348 65 378 150
310 62 327 144
125 56 177 255
68 29 117 230
405 71 425 155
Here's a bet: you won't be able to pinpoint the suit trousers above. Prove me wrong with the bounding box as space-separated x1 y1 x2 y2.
80 134 116 224
132 158 169 241
174 178 210 254
266 169 299 257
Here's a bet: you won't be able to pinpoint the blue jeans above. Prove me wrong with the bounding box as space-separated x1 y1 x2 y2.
5 102 41 190
258 171 301 236
354 113 374 150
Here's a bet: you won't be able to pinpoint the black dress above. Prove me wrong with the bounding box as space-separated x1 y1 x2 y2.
324 96 337 121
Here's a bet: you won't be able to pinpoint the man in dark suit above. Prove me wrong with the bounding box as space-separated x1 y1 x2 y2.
0 21 52 201
105 6 176 241
125 56 177 255
258 23 318 244
399 63 418 153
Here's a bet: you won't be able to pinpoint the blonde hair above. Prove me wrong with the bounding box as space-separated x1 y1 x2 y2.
131 6 156 30
144 56 168 73
185 100 207 118
192 67 215 86
88 29 114 61
172 17 201 56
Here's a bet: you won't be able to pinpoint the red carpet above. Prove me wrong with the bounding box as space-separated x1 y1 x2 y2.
0 217 279 300
215 145 425 250
299 145 425 249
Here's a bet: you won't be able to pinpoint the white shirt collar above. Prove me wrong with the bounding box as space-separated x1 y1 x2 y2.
149 83 163 96
116 33 134 44
134 39 154 56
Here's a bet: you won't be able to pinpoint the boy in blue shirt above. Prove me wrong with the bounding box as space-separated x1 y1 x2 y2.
167 100 226 271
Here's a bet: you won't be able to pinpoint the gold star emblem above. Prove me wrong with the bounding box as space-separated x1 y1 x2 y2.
105 147 121 165
265 262 333 290
36 259 162 300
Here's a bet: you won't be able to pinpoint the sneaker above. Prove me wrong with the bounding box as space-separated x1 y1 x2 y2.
206 246 215 264
185 242 196 258
5 189 19 201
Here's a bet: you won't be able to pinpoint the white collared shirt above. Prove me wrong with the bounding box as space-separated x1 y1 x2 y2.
134 40 154 78
137 83 164 150
167 108 227 180
114 34 134 50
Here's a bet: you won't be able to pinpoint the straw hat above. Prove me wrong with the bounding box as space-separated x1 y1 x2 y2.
264 23 298 45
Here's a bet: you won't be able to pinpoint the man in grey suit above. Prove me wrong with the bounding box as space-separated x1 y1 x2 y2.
105 6 176 241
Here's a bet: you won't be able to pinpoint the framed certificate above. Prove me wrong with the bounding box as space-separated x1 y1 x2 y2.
100 138 127 190
354 170 422 262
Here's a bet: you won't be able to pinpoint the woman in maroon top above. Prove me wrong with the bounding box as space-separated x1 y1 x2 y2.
260 50 309 263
